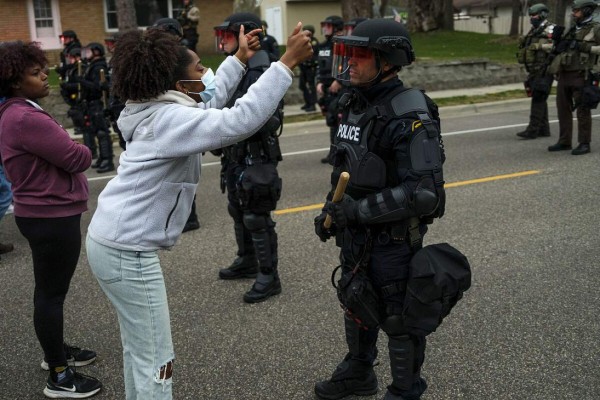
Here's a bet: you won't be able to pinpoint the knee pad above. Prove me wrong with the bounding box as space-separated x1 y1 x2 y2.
243 213 268 232
380 314 406 337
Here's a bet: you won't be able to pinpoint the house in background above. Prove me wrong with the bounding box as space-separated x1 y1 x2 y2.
0 0 233 64
260 0 341 44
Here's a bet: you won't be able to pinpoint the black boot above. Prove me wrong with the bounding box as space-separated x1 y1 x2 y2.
548 142 572 152
96 130 114 173
314 354 378 399
571 143 590 155
243 270 282 303
219 255 258 280
314 317 379 399
516 129 538 139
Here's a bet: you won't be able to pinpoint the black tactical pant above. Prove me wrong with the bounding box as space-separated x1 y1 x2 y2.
299 66 317 108
557 70 592 145
225 161 278 273
526 75 553 137
338 229 427 396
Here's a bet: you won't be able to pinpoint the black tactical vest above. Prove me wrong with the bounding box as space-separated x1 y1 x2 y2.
330 87 443 202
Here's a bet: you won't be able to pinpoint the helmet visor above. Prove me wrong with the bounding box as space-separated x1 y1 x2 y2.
81 47 94 60
214 28 236 52
332 36 373 82
321 22 333 37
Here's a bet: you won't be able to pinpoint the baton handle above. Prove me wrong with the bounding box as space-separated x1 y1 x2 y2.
324 172 350 229
100 69 108 109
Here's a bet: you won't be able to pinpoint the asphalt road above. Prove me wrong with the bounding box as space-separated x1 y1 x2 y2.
1 100 599 400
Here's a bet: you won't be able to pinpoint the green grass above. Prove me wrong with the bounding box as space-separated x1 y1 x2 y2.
411 30 520 64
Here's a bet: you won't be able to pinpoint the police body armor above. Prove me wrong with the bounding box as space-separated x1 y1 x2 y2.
330 87 445 222
317 39 334 87
553 21 600 73
223 50 283 213
517 21 556 75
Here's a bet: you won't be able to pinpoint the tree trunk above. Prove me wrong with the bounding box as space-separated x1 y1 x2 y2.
116 0 137 31
509 0 521 37
442 0 454 30
407 0 445 32
234 0 259 13
340 0 373 21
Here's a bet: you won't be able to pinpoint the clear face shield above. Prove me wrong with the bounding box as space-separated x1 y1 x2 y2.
215 22 237 53
331 36 375 83
344 24 356 36
321 22 334 37
81 47 94 61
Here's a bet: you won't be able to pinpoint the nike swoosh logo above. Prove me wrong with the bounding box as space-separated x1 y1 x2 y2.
56 385 76 392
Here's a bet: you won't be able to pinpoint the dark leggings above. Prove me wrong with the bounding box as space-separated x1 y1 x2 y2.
15 214 82 369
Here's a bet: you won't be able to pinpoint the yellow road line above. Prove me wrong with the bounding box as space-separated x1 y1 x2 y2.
274 170 540 215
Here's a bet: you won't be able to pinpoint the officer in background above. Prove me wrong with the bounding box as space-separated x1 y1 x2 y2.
299 24 319 112
516 4 555 139
314 19 446 400
344 17 368 35
103 34 127 151
548 0 600 155
214 13 285 303
178 0 200 52
56 30 81 80
261 20 280 60
317 15 345 163
79 43 114 173
59 47 88 143
151 17 201 233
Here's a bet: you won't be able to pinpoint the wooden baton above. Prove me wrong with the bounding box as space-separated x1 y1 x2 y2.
324 171 350 229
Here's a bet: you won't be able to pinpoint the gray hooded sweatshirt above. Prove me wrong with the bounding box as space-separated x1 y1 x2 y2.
88 56 293 251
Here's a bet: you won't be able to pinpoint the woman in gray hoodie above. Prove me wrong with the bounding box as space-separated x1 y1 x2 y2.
85 24 313 399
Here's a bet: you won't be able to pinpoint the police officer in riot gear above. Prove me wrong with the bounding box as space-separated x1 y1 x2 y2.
261 20 280 60
314 19 446 400
214 13 284 303
548 0 600 155
56 30 81 80
178 0 200 52
344 17 368 35
79 43 114 173
516 4 555 139
299 24 319 112
317 15 345 163
59 47 88 142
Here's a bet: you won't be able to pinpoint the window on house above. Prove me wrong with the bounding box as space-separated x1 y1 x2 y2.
33 0 54 36
105 0 175 30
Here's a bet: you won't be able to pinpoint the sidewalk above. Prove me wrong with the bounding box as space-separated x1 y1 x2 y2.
282 82 526 118
66 83 527 139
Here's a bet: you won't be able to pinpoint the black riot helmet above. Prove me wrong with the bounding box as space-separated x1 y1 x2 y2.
152 18 184 39
321 15 344 37
344 18 368 35
214 12 263 54
59 30 77 45
82 42 105 60
332 19 415 85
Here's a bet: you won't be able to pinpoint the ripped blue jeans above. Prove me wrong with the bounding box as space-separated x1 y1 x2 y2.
86 235 174 399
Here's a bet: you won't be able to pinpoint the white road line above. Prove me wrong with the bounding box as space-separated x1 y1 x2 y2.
87 115 600 181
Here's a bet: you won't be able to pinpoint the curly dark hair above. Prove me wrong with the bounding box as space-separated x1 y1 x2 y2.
0 41 48 97
110 29 192 101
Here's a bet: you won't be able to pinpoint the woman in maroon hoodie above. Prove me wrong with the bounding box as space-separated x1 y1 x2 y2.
0 41 102 398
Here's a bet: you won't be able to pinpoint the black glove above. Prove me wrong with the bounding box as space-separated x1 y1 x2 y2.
555 40 571 53
324 194 359 229
314 212 335 242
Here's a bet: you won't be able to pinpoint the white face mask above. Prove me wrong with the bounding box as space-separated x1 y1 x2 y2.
179 68 216 103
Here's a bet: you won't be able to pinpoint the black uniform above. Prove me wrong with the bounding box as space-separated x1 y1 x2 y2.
261 34 280 60
299 36 319 111
56 40 81 80
79 57 114 172
317 37 341 144
516 20 555 138
59 60 88 142
315 78 446 400
219 49 284 303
